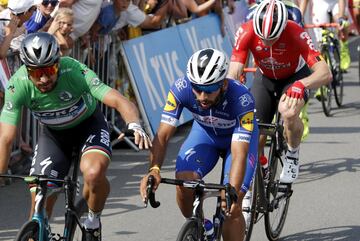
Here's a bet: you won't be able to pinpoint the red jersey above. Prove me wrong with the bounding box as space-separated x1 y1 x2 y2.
231 20 322 80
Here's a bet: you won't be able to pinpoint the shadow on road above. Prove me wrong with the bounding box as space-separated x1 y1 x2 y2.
281 226 360 241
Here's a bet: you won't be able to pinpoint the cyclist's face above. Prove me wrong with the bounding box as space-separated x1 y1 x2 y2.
28 65 59 93
261 37 279 46
192 88 222 109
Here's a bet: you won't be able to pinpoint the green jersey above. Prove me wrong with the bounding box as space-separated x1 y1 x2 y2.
0 57 112 130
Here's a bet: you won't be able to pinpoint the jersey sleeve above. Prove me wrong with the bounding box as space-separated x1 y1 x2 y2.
230 21 253 64
0 75 27 126
160 78 186 127
68 58 112 101
231 92 256 143
294 25 322 67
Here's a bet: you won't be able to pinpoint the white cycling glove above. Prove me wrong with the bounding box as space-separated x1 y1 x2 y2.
127 122 150 140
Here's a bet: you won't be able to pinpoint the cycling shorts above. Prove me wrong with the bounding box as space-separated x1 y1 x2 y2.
29 106 112 188
250 66 311 124
175 120 259 194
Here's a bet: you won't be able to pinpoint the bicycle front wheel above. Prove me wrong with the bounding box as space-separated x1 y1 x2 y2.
67 198 88 241
331 43 343 107
320 50 333 116
264 155 291 241
15 220 40 241
176 219 203 241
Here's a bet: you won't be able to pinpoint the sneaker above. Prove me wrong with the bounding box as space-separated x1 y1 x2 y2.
340 40 350 71
314 88 322 101
85 221 102 241
280 149 300 183
242 191 252 228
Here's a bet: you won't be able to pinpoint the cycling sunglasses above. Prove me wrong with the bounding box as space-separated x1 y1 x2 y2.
27 64 59 78
191 82 223 94
42 0 59 7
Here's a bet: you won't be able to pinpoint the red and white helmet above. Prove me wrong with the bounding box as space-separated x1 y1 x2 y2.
253 0 288 40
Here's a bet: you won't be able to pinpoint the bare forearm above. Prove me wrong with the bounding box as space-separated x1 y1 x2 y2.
0 34 14 59
300 61 331 89
229 143 249 192
150 124 176 168
0 140 13 174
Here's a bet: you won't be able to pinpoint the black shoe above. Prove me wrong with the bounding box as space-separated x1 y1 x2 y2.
85 222 101 241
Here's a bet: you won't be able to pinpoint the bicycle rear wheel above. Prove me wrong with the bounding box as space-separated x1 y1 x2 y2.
67 198 88 241
320 50 333 116
264 141 291 240
331 43 343 107
15 220 40 241
176 219 203 241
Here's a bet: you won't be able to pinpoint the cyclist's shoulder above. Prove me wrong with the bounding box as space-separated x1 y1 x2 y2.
225 80 255 107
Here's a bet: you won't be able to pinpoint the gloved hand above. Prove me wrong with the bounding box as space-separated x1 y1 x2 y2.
286 81 306 99
125 122 152 149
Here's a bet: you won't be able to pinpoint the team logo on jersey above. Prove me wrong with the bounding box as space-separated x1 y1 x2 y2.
164 92 177 112
7 84 15 94
240 112 254 131
239 94 254 107
91 78 101 86
300 32 315 51
5 101 13 110
256 46 262 51
58 91 73 102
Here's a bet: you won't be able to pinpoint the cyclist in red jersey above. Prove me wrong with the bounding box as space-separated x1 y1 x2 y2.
227 0 331 183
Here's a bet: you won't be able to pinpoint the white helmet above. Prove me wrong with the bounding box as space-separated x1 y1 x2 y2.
186 48 229 86
253 0 288 40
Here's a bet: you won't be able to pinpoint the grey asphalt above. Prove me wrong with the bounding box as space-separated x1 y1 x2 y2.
0 39 359 241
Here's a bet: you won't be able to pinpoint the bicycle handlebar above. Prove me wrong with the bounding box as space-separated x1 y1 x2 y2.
145 176 238 214
0 174 66 184
304 23 339 29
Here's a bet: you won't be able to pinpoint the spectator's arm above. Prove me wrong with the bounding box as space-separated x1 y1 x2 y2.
181 0 216 14
59 0 77 8
0 17 19 59
140 2 169 29
213 0 225 36
89 22 102 42
299 0 309 16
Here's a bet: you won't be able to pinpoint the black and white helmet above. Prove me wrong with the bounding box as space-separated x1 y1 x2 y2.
20 32 60 67
186 48 229 86
253 0 288 40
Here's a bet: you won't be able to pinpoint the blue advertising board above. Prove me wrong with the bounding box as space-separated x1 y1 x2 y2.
121 13 233 136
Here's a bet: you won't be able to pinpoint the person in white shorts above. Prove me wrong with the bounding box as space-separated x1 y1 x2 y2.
300 0 351 71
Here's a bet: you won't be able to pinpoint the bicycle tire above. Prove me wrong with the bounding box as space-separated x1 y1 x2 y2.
243 169 258 241
264 145 291 241
176 219 203 241
320 50 333 117
331 43 343 107
67 198 88 241
15 220 40 241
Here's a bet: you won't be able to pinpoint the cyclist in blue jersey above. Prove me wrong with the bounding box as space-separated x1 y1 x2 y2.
0 32 151 241
140 48 259 241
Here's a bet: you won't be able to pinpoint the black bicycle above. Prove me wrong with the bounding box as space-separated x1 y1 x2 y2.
244 111 293 241
146 175 238 241
0 152 88 241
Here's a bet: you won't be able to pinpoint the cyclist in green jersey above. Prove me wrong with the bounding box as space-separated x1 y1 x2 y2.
0 32 151 241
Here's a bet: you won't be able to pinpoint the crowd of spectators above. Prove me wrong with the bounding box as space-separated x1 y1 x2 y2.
0 0 233 175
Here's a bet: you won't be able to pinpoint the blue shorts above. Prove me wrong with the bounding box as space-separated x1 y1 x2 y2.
175 121 258 193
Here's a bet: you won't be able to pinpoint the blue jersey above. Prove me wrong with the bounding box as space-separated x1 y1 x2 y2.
161 77 256 142
163 77 258 193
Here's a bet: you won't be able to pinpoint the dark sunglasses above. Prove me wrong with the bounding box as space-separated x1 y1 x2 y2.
42 0 59 7
27 64 59 78
191 82 223 94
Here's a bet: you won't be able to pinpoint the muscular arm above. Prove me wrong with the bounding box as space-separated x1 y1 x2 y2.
227 61 245 81
150 122 177 168
0 123 17 174
337 0 346 18
101 88 141 124
229 141 249 193
299 60 331 89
